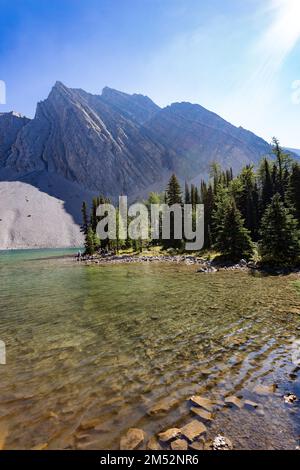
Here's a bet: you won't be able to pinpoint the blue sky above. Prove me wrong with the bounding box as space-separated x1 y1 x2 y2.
0 0 299 147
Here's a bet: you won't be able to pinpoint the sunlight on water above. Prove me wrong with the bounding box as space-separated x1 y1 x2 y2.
0 250 300 449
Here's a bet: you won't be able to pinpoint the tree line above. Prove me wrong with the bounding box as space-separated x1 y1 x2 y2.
81 138 300 266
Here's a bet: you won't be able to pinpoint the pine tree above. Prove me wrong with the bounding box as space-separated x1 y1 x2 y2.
164 174 182 248
259 158 273 216
211 183 231 244
259 193 300 266
215 201 253 261
235 166 259 240
184 182 191 204
166 174 182 205
84 226 99 255
287 163 300 224
271 138 292 201
200 180 214 248
81 201 89 236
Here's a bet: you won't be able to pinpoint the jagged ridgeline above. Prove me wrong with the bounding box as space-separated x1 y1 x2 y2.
82 140 300 267
0 81 272 196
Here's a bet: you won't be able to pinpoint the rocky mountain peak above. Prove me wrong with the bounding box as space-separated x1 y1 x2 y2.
1 82 273 196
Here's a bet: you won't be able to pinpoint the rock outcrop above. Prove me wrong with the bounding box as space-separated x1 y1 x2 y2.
0 112 29 165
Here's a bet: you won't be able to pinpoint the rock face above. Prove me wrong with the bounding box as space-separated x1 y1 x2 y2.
5 82 170 197
0 112 29 165
143 102 271 183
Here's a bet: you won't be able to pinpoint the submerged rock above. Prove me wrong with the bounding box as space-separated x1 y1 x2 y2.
189 396 214 412
244 400 259 409
147 437 163 450
31 442 48 450
212 435 233 451
180 420 207 442
148 397 178 415
171 439 188 451
224 396 243 409
158 428 181 443
189 440 205 451
253 384 277 396
0 424 8 451
190 407 213 421
120 428 145 450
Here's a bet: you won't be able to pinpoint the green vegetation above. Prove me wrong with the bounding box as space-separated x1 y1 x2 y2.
82 139 300 267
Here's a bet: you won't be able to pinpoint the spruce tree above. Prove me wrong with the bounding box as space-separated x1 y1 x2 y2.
164 174 182 248
184 182 191 204
166 174 182 205
259 158 273 216
84 226 99 255
235 166 259 240
215 200 253 261
259 193 300 266
271 138 292 201
212 184 231 244
287 163 300 224
81 201 89 236
200 180 214 248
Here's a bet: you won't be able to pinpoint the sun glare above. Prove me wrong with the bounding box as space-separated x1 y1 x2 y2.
267 0 300 57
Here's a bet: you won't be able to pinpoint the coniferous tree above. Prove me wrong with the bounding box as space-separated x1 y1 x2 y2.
200 181 214 249
164 174 182 248
184 182 191 204
84 226 99 255
259 158 274 216
287 163 300 224
259 193 300 266
235 166 259 240
271 138 292 201
215 201 254 261
211 183 230 244
81 201 89 236
166 174 182 205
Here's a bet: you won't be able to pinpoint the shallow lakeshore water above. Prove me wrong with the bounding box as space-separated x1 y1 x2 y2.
0 249 300 450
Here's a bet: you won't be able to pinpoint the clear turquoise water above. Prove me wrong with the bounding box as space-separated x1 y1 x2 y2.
0 249 300 450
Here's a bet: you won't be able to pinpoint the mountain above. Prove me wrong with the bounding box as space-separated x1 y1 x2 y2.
0 112 29 165
0 82 275 248
286 148 300 157
3 82 272 195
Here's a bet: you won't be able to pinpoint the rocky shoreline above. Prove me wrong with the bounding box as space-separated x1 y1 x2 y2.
119 389 299 451
75 253 300 275
75 253 257 273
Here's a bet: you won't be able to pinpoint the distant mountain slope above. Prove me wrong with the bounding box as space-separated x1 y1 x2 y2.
143 102 271 179
286 147 300 157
